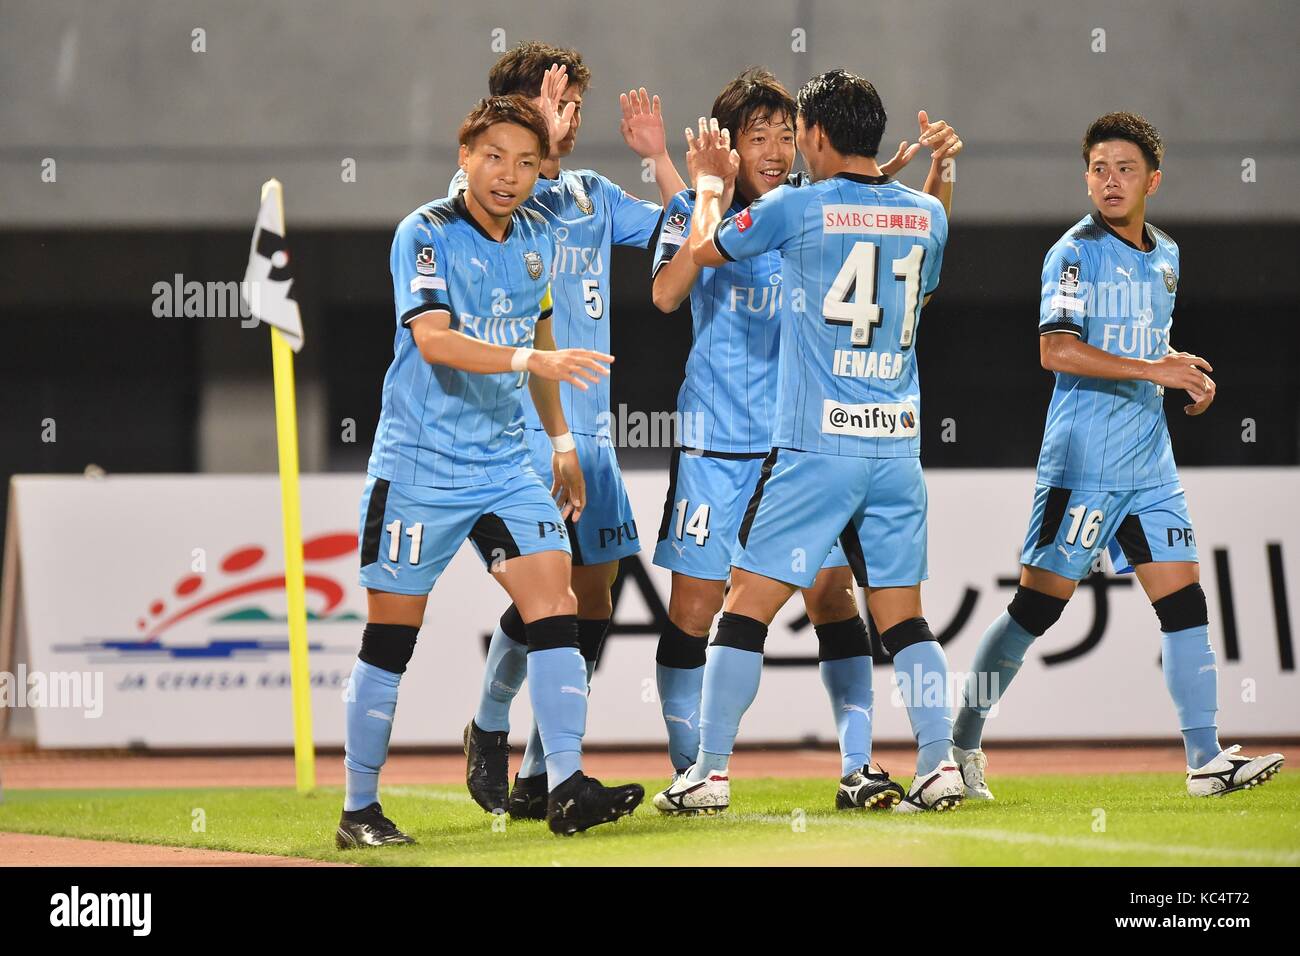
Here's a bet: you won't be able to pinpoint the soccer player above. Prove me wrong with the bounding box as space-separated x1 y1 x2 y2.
455 42 688 820
950 112 1284 800
649 68 963 812
335 93 644 846
654 69 966 815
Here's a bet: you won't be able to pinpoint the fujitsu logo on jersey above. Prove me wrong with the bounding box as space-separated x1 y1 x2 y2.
553 242 605 276
727 279 782 319
457 313 538 346
1100 321 1171 359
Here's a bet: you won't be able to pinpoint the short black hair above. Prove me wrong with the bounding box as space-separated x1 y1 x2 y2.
458 95 550 158
488 41 591 98
795 69 886 158
1082 112 1163 170
711 67 795 142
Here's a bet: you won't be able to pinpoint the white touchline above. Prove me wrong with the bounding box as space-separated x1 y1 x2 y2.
735 815 1300 865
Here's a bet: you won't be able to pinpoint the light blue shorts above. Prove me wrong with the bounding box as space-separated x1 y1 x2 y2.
358 468 570 595
1020 480 1197 580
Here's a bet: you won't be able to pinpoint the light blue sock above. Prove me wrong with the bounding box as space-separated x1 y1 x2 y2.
519 656 595 778
691 633 765 783
657 663 706 772
952 611 1037 751
1161 624 1221 768
343 659 401 811
893 640 954 776
820 656 873 777
473 624 527 733
526 646 588 790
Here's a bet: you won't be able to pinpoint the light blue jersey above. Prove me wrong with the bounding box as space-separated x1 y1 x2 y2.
366 194 554 489
713 173 947 458
1036 212 1180 491
652 188 785 454
451 167 662 437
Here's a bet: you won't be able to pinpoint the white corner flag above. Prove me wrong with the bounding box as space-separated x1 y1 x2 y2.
241 178 305 351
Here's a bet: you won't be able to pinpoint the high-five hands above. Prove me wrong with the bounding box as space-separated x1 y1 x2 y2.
620 87 668 158
880 110 964 176
534 63 578 159
685 116 740 188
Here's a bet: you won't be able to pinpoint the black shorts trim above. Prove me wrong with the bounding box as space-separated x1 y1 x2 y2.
682 447 770 461
564 516 584 565
469 513 522 565
360 478 391 567
657 447 683 543
737 448 779 549
1035 486 1073 549
1114 513 1154 566
838 522 869 588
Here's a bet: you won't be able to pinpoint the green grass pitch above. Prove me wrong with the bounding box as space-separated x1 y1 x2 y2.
2 774 1296 866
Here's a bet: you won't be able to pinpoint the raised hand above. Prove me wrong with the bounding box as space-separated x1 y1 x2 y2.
534 63 577 157
685 116 740 186
879 139 924 177
620 87 667 158
916 109 963 160
527 347 614 391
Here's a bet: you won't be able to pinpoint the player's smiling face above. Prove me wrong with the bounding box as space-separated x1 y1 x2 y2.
458 122 544 219
1085 140 1161 223
735 112 795 201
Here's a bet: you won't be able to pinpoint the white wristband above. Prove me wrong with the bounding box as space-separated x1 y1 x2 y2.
696 174 724 195
511 347 534 372
550 432 576 454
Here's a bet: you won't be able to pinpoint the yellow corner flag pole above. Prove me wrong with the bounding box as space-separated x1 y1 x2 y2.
259 178 316 794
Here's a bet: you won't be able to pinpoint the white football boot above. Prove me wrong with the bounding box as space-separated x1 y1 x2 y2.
894 761 965 813
953 746 994 801
1186 745 1283 797
653 766 730 815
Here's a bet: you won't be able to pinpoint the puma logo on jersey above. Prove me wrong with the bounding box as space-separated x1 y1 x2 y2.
1115 266 1133 279
470 257 489 274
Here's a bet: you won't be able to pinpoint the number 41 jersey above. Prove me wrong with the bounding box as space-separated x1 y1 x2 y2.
713 172 946 458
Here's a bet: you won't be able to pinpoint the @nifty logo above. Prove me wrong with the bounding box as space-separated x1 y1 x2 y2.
822 401 918 438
